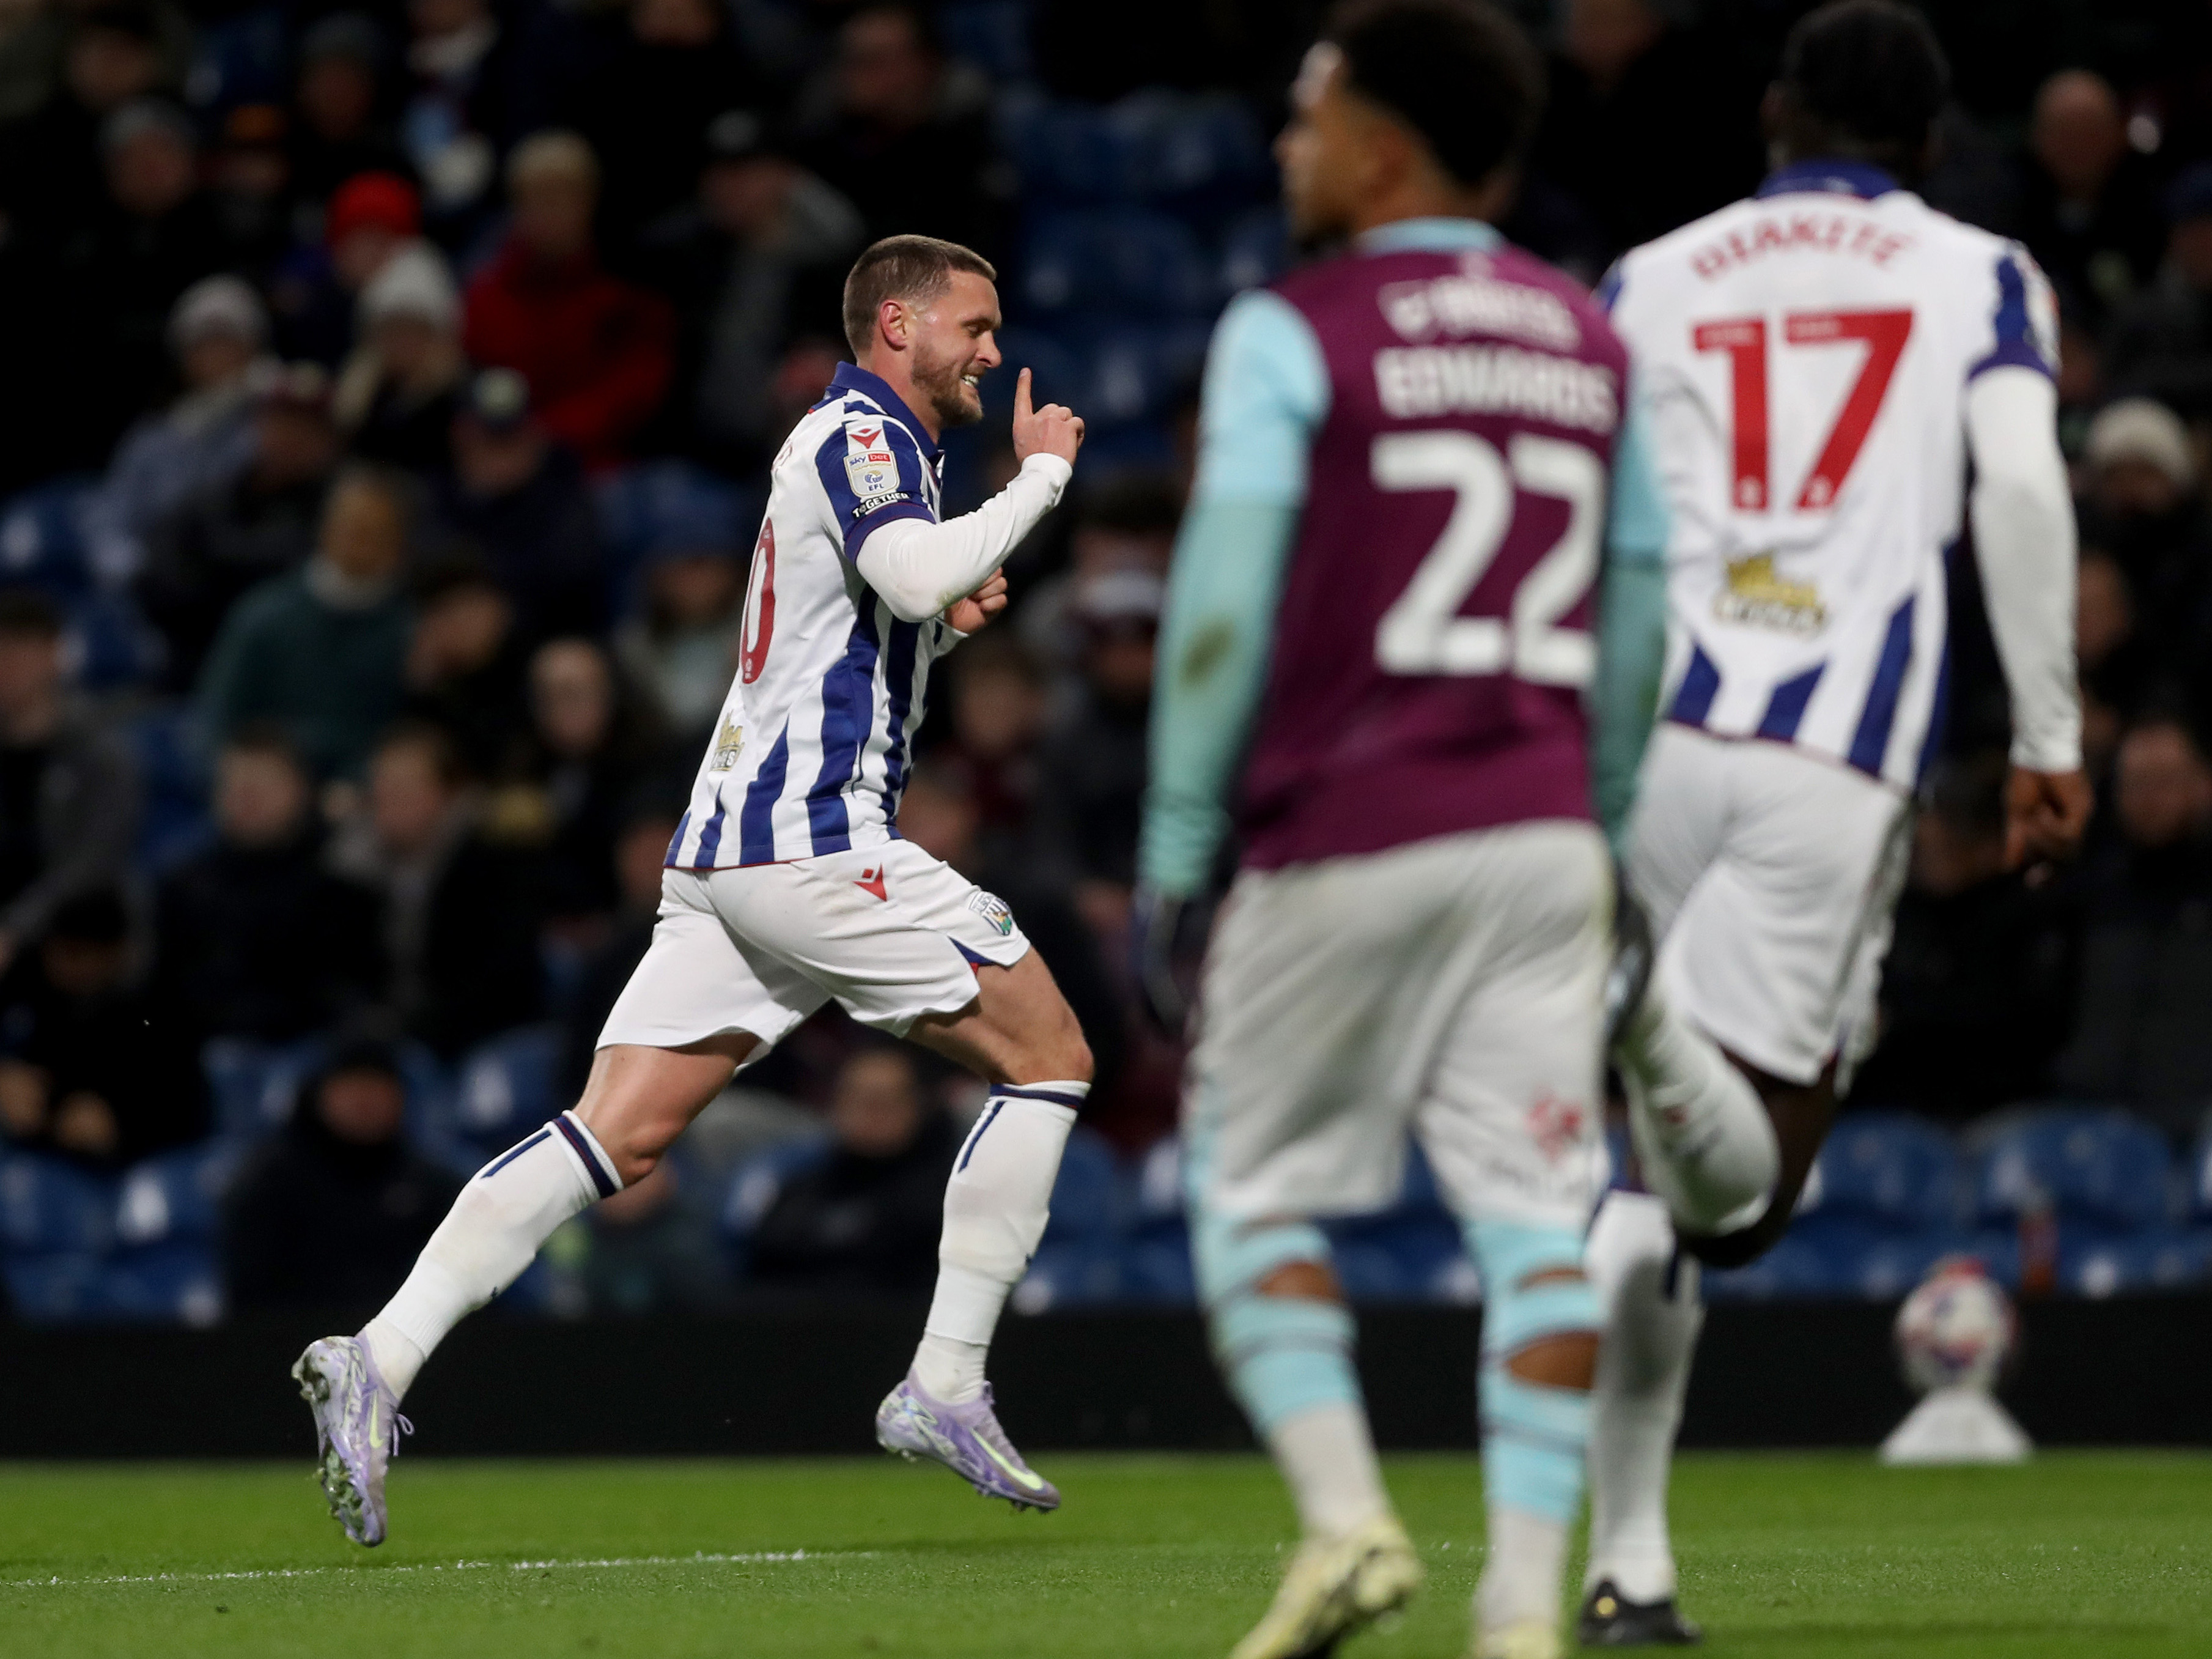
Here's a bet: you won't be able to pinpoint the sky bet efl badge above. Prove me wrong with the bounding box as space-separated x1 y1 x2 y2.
844 421 900 502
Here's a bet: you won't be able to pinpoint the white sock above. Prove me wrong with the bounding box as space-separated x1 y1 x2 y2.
1615 986 1778 1235
1582 1191 1703 1603
1268 1400 1391 1540
913 1082 1085 1402
1475 1507 1569 1635
359 1111 619 1401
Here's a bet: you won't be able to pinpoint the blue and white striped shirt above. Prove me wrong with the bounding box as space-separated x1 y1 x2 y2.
668 363 961 869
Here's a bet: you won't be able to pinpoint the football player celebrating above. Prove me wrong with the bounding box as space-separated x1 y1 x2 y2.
295 235 1094 1543
1583 1 2087 1641
1134 2 1673 1655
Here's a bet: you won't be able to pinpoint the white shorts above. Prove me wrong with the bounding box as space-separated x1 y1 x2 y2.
1628 725 1912 1087
597 840 1033 1056
1187 822 1612 1231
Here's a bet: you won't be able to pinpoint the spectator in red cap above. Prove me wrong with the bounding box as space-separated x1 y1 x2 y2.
462 131 674 470
271 169 422 366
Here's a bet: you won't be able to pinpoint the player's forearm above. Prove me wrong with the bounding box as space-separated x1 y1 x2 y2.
855 454 1072 623
1964 368 2082 773
1590 559 1668 859
1138 500 1299 898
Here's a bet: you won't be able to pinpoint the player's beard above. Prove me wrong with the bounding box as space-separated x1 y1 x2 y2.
912 341 984 429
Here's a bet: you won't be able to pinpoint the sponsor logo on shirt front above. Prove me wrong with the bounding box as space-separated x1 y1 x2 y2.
1714 553 1827 637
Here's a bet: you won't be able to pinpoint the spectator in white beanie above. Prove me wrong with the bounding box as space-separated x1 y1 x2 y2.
336 242 465 475
92 275 276 583
2082 396 2212 660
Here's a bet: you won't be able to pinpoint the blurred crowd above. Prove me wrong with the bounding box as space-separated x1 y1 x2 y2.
1 0 2211 1323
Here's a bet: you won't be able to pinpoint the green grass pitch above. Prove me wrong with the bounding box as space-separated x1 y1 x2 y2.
4 1452 2207 1657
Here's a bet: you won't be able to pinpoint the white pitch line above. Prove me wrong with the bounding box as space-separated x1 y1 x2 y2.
13 1548 875 1589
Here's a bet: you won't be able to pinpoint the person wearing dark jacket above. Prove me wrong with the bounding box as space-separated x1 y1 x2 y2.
0 887 207 1169
427 369 608 648
0 591 139 974
223 1038 463 1315
747 1045 957 1296
153 726 384 1043
333 722 544 1060
556 799 684 1099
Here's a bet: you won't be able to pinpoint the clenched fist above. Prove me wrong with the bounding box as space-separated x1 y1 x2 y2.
1011 367 1083 467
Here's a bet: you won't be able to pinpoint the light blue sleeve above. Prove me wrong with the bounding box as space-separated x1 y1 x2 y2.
1140 292 1330 896
1590 377 1672 857
1189 289 1332 506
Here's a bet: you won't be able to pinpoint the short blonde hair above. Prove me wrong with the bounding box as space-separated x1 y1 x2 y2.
507 129 600 194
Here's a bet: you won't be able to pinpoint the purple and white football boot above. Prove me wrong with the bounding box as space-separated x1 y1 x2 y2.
875 1369 1061 1512
292 1335 410 1546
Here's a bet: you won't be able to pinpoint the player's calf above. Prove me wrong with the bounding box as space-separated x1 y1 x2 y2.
1612 986 1778 1237
1466 1217 1602 1659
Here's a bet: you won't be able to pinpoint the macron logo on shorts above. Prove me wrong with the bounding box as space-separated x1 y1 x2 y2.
855 865 888 901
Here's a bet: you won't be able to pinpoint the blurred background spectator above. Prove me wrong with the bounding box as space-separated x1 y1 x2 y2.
221 1036 460 1315
1 0 2212 1323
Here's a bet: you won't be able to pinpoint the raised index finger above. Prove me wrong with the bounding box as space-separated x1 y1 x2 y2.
1014 366 1033 422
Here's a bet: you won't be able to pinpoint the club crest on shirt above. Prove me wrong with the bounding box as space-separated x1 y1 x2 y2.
709 715 744 771
1714 553 1826 637
966 889 1016 936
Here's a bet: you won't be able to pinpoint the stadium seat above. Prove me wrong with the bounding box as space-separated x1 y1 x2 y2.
1801 1111 1961 1232
720 1132 835 1243
1218 207 1291 296
939 1 1031 81
986 327 1086 418
1038 320 1211 426
0 1153 119 1255
1013 1240 1122 1312
67 588 163 689
451 1026 562 1147
998 94 1148 204
2062 1229 2212 1298
130 704 212 870
1971 1109 2174 1234
202 1036 324 1139
1127 92 1271 209
115 1140 243 1247
3 1251 106 1321
1041 1126 1122 1246
1701 1235 1841 1300
0 475 98 596
592 461 758 619
100 1241 224 1325
1118 1136 1195 1304
1019 211 1214 318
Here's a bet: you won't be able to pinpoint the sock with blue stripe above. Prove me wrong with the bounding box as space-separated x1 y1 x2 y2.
1468 1216 1601 1636
361 1110 621 1400
1195 1208 1388 1540
913 1082 1086 1403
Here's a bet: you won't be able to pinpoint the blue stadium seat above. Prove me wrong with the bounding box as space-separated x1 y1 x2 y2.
998 95 1148 204
1039 320 1211 426
2062 1229 2212 1298
1041 1126 1121 1246
2186 1123 2212 1225
4 1251 105 1321
592 461 758 619
1800 1112 1961 1232
100 1241 224 1325
202 1036 324 1139
985 327 1086 418
130 704 212 870
115 1140 242 1247
450 1026 561 1148
1014 1240 1123 1311
1127 92 1272 207
720 1133 835 1243
0 1153 119 1254
1118 1136 1195 1304
1701 1236 1841 1300
1219 207 1292 296
1971 1109 2174 1234
940 1 1031 80
1019 211 1214 318
0 475 98 596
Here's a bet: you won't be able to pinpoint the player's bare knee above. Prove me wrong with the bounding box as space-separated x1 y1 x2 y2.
1505 1329 1600 1392
1255 1258 1342 1303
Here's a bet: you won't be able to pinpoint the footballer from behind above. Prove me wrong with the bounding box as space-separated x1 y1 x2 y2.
1581 1 2089 1642
294 234 1096 1545
1133 2 1673 1654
